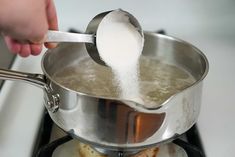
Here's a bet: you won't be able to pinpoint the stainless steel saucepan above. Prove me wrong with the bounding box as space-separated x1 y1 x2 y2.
0 32 209 152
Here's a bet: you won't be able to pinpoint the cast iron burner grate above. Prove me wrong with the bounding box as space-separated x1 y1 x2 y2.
33 29 206 157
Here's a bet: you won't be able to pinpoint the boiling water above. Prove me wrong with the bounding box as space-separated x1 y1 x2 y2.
53 56 196 108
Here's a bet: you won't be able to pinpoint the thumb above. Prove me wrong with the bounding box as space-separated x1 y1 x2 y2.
44 0 58 48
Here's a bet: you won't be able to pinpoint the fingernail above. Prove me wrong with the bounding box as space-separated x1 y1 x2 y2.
44 42 58 49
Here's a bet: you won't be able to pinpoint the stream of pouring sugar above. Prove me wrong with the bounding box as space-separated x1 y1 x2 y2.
96 10 144 102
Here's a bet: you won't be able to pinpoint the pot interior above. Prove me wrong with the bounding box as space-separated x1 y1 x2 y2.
42 32 208 108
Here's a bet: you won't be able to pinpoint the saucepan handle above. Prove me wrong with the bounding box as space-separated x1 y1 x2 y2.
0 68 60 113
0 68 47 88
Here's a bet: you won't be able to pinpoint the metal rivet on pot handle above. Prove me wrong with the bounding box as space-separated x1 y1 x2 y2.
46 94 60 113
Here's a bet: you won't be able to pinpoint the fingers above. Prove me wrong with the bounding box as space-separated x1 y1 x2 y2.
30 44 43 56
45 0 58 49
4 36 43 57
19 44 31 57
19 44 42 57
4 36 21 54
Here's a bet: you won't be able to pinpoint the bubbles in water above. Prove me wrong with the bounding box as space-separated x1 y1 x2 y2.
53 56 196 108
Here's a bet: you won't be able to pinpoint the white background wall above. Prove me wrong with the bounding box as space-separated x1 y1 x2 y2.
55 0 235 38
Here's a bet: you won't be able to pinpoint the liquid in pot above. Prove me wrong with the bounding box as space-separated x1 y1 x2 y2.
53 56 195 108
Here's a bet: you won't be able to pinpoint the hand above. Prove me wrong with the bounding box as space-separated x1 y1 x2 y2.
0 0 58 57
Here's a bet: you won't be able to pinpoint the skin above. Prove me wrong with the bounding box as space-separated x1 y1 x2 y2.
0 0 58 57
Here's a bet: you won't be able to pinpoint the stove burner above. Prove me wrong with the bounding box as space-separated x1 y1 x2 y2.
37 132 205 157
36 133 204 157
93 147 139 157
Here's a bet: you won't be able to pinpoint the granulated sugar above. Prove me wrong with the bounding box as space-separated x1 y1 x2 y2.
96 10 144 101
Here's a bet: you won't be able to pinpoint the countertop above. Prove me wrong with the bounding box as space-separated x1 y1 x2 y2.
0 53 45 157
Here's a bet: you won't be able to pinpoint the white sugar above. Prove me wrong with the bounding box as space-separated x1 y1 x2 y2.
96 10 144 101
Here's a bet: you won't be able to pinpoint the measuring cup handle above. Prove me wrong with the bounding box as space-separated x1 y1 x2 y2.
46 30 94 43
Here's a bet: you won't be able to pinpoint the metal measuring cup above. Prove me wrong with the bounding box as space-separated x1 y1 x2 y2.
46 9 144 66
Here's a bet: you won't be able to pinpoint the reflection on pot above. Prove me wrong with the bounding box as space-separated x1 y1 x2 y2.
97 100 165 143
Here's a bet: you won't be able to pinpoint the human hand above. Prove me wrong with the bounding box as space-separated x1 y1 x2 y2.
0 0 58 57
